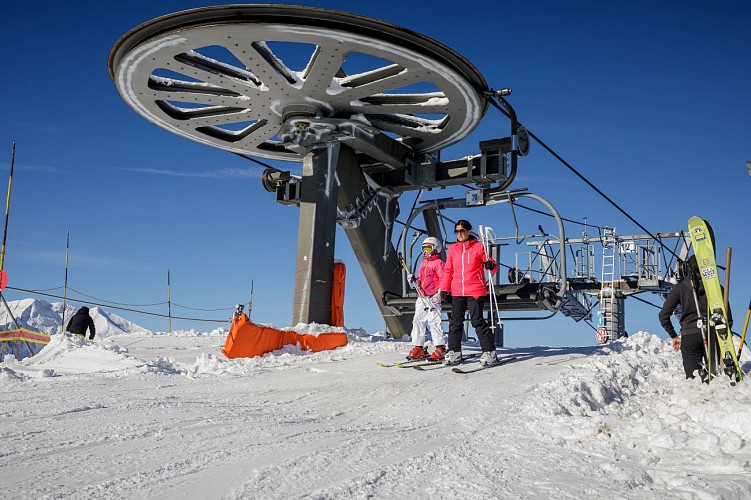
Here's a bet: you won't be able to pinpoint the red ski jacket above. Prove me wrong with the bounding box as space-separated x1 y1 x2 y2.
440 236 496 298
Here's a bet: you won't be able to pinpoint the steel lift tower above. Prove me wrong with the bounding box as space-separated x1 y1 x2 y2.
109 5 559 337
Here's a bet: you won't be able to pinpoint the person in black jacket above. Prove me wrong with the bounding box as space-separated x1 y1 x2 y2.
659 256 731 379
66 306 96 340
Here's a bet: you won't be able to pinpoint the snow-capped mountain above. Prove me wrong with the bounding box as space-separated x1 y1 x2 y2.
0 298 151 336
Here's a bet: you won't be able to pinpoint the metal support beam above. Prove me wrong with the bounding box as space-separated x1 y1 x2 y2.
421 207 446 260
334 146 413 338
292 144 341 325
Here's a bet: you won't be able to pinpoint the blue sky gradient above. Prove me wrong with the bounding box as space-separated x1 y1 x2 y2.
1 1 749 346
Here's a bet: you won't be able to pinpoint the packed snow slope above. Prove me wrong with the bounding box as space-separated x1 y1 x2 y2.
1 329 750 499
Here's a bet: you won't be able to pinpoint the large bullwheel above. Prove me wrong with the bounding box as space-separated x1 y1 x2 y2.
108 5 489 161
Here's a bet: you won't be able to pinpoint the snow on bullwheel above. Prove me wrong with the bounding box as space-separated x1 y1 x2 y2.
108 4 488 161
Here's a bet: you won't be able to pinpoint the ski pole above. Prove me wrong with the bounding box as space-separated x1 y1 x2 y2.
397 252 433 312
688 269 711 383
479 225 494 329
479 225 502 331
737 298 750 361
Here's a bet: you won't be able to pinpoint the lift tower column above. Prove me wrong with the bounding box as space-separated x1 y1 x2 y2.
292 143 341 325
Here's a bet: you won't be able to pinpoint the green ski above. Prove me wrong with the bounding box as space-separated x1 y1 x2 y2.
688 216 743 384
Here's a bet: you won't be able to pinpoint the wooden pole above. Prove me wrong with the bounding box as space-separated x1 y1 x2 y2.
167 270 172 333
61 231 70 333
248 279 254 318
1 143 16 271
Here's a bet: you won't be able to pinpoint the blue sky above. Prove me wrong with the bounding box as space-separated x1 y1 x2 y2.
1 1 749 346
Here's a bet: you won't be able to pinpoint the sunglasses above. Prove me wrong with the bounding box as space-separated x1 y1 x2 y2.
454 228 468 234
422 245 434 252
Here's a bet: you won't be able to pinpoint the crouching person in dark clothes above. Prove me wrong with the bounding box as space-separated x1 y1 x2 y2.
66 306 96 340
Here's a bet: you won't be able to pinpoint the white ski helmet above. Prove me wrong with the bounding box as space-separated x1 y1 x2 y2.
421 236 442 253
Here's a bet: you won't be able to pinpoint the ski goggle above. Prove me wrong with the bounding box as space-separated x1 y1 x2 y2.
422 244 435 253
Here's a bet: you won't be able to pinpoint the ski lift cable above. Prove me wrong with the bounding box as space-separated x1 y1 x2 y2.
511 202 608 232
65 286 168 307
629 292 663 310
392 218 428 237
6 286 229 323
486 97 680 260
444 185 609 233
170 302 232 312
22 285 64 292
395 188 423 252
233 152 276 170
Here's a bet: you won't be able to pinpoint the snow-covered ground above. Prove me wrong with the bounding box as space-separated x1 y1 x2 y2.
1 322 750 499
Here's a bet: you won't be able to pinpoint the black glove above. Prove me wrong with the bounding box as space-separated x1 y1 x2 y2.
484 261 495 270
440 291 451 302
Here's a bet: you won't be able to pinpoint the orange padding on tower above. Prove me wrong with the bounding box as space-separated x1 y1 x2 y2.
330 261 346 327
221 313 348 359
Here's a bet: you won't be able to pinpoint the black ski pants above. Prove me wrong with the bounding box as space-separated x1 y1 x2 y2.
447 296 495 353
680 333 705 379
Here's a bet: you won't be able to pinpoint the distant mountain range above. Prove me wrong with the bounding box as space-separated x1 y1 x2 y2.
0 298 151 337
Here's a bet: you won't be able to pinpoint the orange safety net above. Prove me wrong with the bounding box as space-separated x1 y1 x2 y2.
0 328 51 345
221 313 348 359
330 261 346 327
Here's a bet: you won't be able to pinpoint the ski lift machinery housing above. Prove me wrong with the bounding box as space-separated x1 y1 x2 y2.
108 4 567 338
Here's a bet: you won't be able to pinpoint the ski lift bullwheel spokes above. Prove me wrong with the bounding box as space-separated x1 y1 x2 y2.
109 5 489 161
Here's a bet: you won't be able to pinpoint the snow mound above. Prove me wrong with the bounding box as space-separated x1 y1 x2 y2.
532 332 675 418
6 333 146 377
524 331 751 496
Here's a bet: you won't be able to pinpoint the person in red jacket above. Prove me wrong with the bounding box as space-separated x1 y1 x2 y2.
406 236 446 361
439 219 497 366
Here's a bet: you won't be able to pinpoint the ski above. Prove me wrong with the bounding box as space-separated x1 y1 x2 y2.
412 352 482 370
376 358 435 368
408 360 447 369
451 355 517 374
412 361 450 371
688 216 743 385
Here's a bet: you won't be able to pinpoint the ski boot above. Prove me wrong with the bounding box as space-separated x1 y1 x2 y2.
429 345 446 362
407 346 427 360
444 350 462 366
479 350 498 367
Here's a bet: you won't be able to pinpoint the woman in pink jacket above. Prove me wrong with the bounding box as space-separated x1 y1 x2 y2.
406 237 447 361
439 219 497 366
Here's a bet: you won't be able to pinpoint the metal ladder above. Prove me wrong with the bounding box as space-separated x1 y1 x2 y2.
598 227 617 343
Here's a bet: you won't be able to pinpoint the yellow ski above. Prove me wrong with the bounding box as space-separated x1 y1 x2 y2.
688 216 742 384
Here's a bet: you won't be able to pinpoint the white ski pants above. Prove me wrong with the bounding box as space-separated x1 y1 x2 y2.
410 295 446 347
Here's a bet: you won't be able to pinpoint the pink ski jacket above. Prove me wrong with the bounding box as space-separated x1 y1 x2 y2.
440 236 496 298
417 253 444 296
